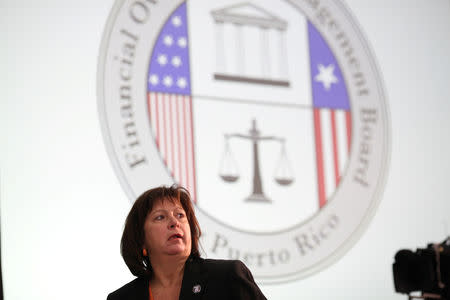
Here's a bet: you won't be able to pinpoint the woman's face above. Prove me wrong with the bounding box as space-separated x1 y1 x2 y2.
143 198 192 260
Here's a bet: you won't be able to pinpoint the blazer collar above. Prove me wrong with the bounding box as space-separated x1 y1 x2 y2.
179 257 208 300
133 276 150 300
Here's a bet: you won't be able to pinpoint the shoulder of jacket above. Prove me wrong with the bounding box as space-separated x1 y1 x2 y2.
198 258 247 272
107 276 147 298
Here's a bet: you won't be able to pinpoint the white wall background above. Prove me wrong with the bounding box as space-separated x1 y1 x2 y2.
1 0 450 299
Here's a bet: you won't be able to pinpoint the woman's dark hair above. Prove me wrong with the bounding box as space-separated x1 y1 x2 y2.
120 185 201 277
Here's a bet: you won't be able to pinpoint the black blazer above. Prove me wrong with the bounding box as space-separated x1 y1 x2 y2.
107 258 267 300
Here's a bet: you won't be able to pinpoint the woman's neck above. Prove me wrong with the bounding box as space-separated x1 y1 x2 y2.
150 255 187 288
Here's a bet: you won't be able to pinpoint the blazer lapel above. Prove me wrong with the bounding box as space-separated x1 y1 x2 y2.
179 258 208 300
136 276 150 300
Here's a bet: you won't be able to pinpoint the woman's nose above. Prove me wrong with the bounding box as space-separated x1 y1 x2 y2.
168 216 180 228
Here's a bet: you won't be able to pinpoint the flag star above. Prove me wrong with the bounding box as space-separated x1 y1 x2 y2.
163 35 173 46
157 54 168 66
177 37 187 48
314 64 339 91
171 56 182 67
163 76 173 87
177 77 187 89
172 16 182 27
149 74 159 85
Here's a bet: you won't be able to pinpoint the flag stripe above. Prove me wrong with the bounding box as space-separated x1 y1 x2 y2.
169 96 175 177
167 94 173 171
314 109 326 208
176 95 183 187
336 110 348 176
331 110 340 185
184 98 192 194
183 98 190 191
321 109 334 200
155 94 160 147
346 111 352 153
187 97 197 202
162 95 168 164
148 93 155 145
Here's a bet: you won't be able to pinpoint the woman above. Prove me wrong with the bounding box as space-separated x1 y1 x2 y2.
107 185 267 300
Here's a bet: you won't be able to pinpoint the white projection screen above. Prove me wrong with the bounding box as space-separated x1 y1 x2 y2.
1 0 450 299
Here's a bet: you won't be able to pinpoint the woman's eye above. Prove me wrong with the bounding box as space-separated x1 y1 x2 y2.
155 215 164 220
177 213 185 218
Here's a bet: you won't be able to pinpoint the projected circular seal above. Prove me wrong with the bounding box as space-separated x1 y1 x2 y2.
97 0 390 283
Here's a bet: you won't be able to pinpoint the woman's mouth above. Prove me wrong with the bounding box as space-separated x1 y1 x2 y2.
168 233 183 241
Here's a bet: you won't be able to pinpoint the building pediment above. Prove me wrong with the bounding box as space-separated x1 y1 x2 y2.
212 2 287 30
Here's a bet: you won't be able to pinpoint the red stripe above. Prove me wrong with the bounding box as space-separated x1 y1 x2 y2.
188 97 197 203
183 98 190 191
184 98 192 196
346 111 352 154
149 94 154 141
176 95 183 186
148 93 159 147
154 94 160 147
147 93 152 131
161 94 167 164
314 109 326 208
331 110 340 185
169 95 175 177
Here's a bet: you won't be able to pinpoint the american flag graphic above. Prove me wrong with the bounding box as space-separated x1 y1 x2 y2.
308 22 352 208
146 3 197 201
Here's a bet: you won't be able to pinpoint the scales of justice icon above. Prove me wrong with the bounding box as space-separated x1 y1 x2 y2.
219 119 295 203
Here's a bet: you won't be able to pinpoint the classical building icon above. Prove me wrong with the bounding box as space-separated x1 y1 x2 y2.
211 3 290 87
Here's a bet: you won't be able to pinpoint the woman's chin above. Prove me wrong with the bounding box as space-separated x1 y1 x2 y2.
165 245 189 256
